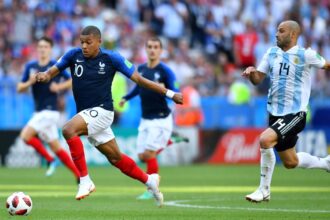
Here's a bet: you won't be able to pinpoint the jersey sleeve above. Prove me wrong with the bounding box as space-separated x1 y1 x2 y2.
109 51 135 78
305 48 326 68
55 49 76 71
164 66 180 92
58 69 71 79
21 62 32 82
256 48 271 75
123 84 140 100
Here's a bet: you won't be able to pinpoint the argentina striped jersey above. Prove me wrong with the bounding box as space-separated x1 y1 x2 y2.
257 45 326 116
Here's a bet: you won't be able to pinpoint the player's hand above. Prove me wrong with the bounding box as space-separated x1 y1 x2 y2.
173 93 183 104
28 73 37 85
50 82 59 93
242 66 256 78
36 72 51 83
119 98 126 107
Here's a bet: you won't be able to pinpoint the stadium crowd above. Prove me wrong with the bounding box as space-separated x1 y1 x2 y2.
0 0 330 99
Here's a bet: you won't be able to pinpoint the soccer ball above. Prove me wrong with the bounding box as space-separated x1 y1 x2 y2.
6 192 33 216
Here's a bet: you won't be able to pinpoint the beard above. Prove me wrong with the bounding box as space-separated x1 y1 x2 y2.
276 37 291 49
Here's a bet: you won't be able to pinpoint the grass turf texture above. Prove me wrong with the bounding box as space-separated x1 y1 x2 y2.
0 164 329 219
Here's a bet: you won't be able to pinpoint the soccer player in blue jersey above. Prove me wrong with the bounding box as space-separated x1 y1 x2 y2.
35 26 182 207
119 37 179 200
242 20 330 203
17 36 79 180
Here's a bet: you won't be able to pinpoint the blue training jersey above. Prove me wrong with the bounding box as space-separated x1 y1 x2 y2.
55 48 135 112
123 62 179 119
21 60 70 111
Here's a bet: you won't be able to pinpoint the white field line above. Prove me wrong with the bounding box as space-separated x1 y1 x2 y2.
165 200 330 214
0 185 329 193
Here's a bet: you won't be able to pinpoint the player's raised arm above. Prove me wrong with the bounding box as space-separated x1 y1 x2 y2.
242 66 266 85
36 65 60 83
130 70 183 104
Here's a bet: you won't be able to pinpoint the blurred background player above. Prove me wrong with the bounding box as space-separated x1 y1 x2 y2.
119 37 180 200
36 26 183 207
17 36 79 181
242 20 330 203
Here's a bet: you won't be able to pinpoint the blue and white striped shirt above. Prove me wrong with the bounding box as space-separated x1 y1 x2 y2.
257 45 326 116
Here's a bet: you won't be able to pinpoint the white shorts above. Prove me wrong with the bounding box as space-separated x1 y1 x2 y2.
27 110 60 143
79 107 115 147
136 113 173 154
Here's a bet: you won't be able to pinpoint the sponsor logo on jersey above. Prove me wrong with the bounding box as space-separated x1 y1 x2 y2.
98 61 106 74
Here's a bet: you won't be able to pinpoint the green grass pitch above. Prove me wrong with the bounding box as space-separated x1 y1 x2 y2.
0 164 329 219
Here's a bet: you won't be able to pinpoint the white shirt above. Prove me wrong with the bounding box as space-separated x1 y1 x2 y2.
257 45 326 116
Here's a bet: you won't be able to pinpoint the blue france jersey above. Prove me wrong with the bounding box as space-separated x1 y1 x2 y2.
21 60 70 111
55 48 135 112
124 62 179 119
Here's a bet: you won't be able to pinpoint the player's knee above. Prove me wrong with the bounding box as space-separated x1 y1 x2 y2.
62 125 76 139
138 154 145 162
21 136 30 144
259 134 273 148
283 160 298 169
140 151 154 162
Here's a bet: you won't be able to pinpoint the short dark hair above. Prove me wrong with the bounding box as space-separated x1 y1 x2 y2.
38 36 53 47
146 37 163 48
81 26 101 38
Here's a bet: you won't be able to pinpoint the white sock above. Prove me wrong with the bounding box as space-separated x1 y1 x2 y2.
259 148 276 191
145 175 152 187
80 174 92 184
297 152 328 169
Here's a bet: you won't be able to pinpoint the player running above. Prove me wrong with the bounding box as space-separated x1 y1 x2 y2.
119 37 180 200
35 26 183 207
242 20 330 203
17 36 79 180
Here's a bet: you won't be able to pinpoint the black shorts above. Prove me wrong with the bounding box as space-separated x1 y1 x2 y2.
269 112 306 152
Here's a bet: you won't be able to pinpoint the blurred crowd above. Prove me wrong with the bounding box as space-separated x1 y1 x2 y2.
1 0 330 99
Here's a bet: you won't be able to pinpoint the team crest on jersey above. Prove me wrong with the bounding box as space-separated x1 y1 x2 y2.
154 72 161 82
98 61 106 74
294 57 299 64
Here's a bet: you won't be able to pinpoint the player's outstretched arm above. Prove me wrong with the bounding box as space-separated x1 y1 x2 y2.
130 71 183 104
36 66 60 83
242 66 266 85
